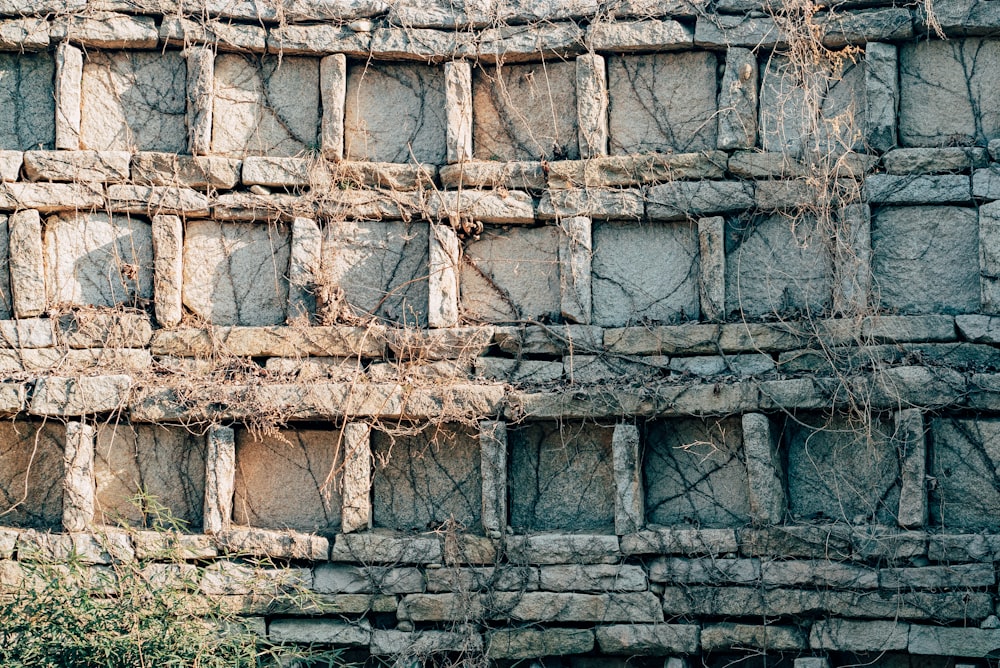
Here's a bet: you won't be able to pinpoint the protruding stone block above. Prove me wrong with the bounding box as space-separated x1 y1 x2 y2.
981 200 1000 314
151 215 182 328
320 53 346 160
341 422 372 534
717 47 757 150
55 42 82 150
480 420 507 536
288 216 321 323
865 42 898 152
63 421 95 532
577 53 608 158
697 215 724 321
896 408 927 529
428 223 459 328
445 60 472 164
559 216 592 324
742 413 785 525
185 47 213 156
612 423 642 535
9 209 45 319
833 203 872 316
203 425 235 535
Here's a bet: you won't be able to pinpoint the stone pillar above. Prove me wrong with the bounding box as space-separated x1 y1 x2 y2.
9 209 46 319
717 47 758 150
320 53 347 161
55 41 82 151
152 215 183 328
559 216 592 324
288 216 322 323
185 47 214 156
896 408 927 529
203 425 235 535
612 422 642 535
429 223 460 328
445 61 473 164
341 422 372 533
980 201 1000 314
63 421 95 532
480 420 507 537
697 216 725 321
865 42 898 153
742 413 785 525
833 203 872 316
576 53 608 158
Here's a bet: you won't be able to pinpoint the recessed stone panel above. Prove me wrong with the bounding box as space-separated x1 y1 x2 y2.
930 417 1000 531
473 61 579 162
608 52 718 155
321 220 429 326
461 226 560 324
510 422 615 533
644 417 750 528
44 213 154 309
871 206 979 315
212 54 320 157
592 221 699 327
345 63 447 164
234 428 343 533
182 219 290 326
0 53 54 150
372 425 481 532
785 413 900 525
81 51 187 153
0 422 63 528
95 423 205 530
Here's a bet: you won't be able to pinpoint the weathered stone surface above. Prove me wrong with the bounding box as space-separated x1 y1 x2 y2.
538 188 643 221
389 326 493 360
269 619 370 645
18 529 133 565
314 564 421 595
475 357 563 384
153 325 385 358
439 161 546 190
159 17 266 52
810 619 909 651
44 212 153 309
588 18 691 53
29 375 133 417
881 563 995 589
287 216 320 322
509 422 615 532
371 629 481 655
216 527 328 561
577 54 608 158
212 55 319 157
718 47 758 150
0 151 20 182
649 557 758 585
132 531 217 560
185 47 213 156
6 211 37 319
81 52 186 153
759 559 878 588
425 566 537 593
506 534 620 565
182 220 290 326
608 52 717 154
487 628 594 659
866 174 971 204
832 202 871 316
884 147 986 174
596 624 698 654
0 53 53 150
131 153 242 189
56 312 152 349
341 422 372 534
55 42 81 151
896 408 927 529
592 220 699 326
694 14 782 48
331 531 443 564
611 423 642 535
479 420 507 536
495 324 600 356
865 41 897 152
318 53 346 160
908 626 1000 656
742 413 785 525
402 591 661 622
929 417 1000 530
702 623 805 651
872 206 979 314
475 22 585 64
548 152 726 189
444 60 472 164
151 215 182 328
24 150 129 183
52 12 157 48
203 426 235 535
538 564 646 592
1 422 60 527
647 180 754 221
621 528 738 556
429 189 534 224
62 422 95 533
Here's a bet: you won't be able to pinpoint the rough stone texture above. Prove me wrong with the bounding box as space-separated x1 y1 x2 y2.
185 47 213 156
810 619 909 651
44 213 154 309
288 216 321 322
866 174 972 205
588 18 692 52
607 52 717 154
612 423 642 535
320 53 346 160
702 623 805 651
577 54 608 158
212 54 319 157
929 417 1000 531
981 200 1000 313
63 421 95 533
429 223 460 328
461 225 560 324
8 210 40 319
81 52 186 153
865 42 898 152
646 180 755 221
487 628 594 659
644 417 750 528
95 423 205 529
444 60 472 164
24 150 130 183
697 216 724 321
742 413 784 525
182 220 290 326
718 47 758 150
341 422 372 534
540 187 645 221
559 216 592 324
151 215 182 328
832 203 872 316
345 63 446 164
908 626 1000 657
596 624 699 654
132 153 242 189
474 61 578 162
549 151 726 188
479 420 506 536
0 53 53 151
900 39 1000 147
371 425 481 532
0 422 64 528
203 426 234 535
509 422 615 533
725 214 833 319
896 409 927 529
159 17 266 52
591 220 699 327
786 413 900 524
55 42 82 151
871 206 979 315
321 221 429 326
439 160 546 190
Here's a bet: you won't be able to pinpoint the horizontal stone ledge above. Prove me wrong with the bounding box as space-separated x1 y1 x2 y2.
151 326 387 358
740 525 927 562
24 150 130 183
695 7 913 48
917 0 1000 36
313 564 424 595
728 151 875 179
371 629 482 655
865 173 972 205
88 0 388 24
506 534 621 565
243 156 436 190
399 591 663 623
159 16 267 52
538 188 645 221
702 622 806 651
547 151 727 189
108 185 210 216
132 153 242 190
214 527 329 561
596 624 699 654
439 161 547 190
0 17 47 50
486 627 594 660
268 619 371 645
0 182 103 212
29 374 133 417
883 147 988 174
389 0 704 29
586 18 693 52
50 12 159 48
928 533 1000 562
56 312 154 349
908 625 1000 657
777 342 1000 374
810 618 909 652
620 528 739 556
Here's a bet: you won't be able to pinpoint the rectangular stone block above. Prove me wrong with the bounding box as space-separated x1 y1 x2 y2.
63 421 95 533
697 215 724 321
487 628 594 659
0 422 63 528
185 47 213 156
577 53 608 158
131 152 241 189
288 216 320 322
596 624 698 654
718 47 758 150
428 223 459 328
24 150 129 183
538 187 643 220
981 200 1000 313
480 420 507 537
445 60 472 163
612 423 642 535
341 422 372 534
865 42 898 152
29 374 133 417
548 151 726 188
152 215 183 328
646 180 754 221
55 42 82 150
896 408 927 529
810 619 909 651
833 203 872 316
0 53 53 150
52 12 157 48
7 210 39 319
866 174 972 204
107 185 210 217
702 623 805 651
203 426 235 535
909 626 1000 657
159 17 266 52
742 413 785 525
930 417 1000 530
320 53 346 160
558 216 592 324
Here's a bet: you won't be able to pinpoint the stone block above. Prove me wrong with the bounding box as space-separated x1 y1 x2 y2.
742 413 785 525
487 628 594 659
929 417 1000 530
872 206 979 315
152 215 183 328
6 211 37 319
810 619 909 651
44 213 153 309
702 623 806 651
896 408 927 529
866 174 971 204
607 52 717 154
559 216 592 324
620 528 738 556
55 42 81 150
646 180 754 221
479 420 507 536
53 12 157 48
107 185 210 216
509 422 615 532
371 629 480 656
475 357 564 384
908 626 1000 656
694 14 781 48
321 220 428 326
548 152 727 189
538 187 643 220
759 559 878 588
81 52 187 153
445 60 472 163
212 54 319 157
313 564 422 595
186 47 213 156
24 150 130 183
234 428 343 533
786 413 900 524
320 53 346 160
131 153 242 189
62 422 95 533
718 47 758 150
587 18 692 52
345 62 446 163
203 426 234 535
577 53 608 158
159 17 266 52
596 624 698 654
538 564 646 592
331 531 443 564
371 425 481 532
269 620 370 645
287 216 320 322
884 147 986 174
612 423 642 535
865 42 898 152
0 53 53 150
474 60 578 161
216 527 328 561
1 424 67 527
725 214 833 319
182 219 290 326
880 563 995 589
649 557 759 584
591 220 699 326
460 225 560 323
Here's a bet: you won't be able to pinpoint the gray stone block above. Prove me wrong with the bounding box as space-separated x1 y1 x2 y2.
0 53 53 150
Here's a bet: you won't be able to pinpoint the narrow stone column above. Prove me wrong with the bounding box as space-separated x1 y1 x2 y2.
185 47 214 156
341 422 372 533
480 420 507 537
203 425 235 535
896 408 927 529
9 209 46 318
320 54 347 160
429 223 460 328
742 413 785 525
576 53 608 158
865 42 898 153
612 423 642 535
833 203 872 316
445 60 473 164
559 216 592 324
697 216 725 321
717 47 758 150
63 421 95 532
151 215 183 328
981 201 1000 314
55 41 82 151
288 216 322 323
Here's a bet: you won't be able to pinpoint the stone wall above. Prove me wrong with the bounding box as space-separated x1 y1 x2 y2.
1 0 1000 663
